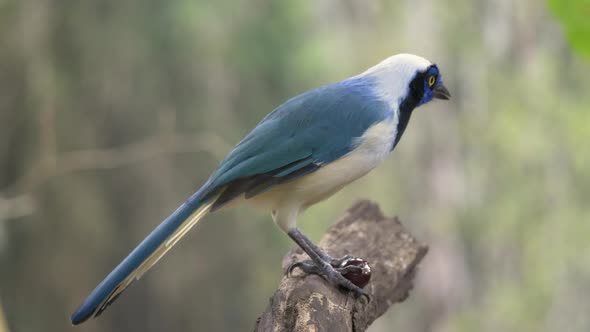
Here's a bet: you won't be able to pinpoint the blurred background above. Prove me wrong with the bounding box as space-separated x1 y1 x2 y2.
1 0 589 331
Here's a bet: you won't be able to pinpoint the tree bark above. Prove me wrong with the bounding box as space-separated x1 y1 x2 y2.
254 200 428 332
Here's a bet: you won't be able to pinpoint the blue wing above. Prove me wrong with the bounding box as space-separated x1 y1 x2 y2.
201 76 393 208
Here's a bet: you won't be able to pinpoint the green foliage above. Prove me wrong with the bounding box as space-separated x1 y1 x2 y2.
548 0 590 58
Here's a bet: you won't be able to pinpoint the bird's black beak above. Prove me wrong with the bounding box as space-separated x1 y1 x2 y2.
433 84 451 100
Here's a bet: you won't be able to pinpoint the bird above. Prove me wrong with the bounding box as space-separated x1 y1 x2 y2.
71 53 450 325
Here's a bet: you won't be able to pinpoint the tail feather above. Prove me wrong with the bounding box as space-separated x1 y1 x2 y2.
71 194 217 325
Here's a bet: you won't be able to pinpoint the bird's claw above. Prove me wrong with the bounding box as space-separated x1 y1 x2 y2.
286 259 371 302
329 254 354 267
287 254 354 276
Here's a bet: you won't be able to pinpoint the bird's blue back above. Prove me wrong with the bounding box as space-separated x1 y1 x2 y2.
198 75 394 200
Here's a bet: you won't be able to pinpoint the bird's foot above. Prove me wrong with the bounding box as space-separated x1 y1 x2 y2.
327 254 354 267
287 254 354 276
287 258 370 302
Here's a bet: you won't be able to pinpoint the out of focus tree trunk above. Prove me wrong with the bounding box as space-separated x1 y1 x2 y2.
0 301 9 332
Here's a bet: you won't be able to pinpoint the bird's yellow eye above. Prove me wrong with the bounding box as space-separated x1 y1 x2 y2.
428 75 436 87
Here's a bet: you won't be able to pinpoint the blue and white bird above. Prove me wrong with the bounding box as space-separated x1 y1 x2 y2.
71 53 450 325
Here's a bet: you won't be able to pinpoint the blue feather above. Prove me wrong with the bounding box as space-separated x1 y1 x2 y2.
71 195 206 325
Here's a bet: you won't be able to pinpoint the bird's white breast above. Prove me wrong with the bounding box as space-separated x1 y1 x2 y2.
251 118 398 211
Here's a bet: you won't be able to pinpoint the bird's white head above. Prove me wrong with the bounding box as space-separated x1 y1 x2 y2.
360 53 451 111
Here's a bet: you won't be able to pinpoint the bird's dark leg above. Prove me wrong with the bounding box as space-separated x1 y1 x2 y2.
286 228 368 299
297 234 353 267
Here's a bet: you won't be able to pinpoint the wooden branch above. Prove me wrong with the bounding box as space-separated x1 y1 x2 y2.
6 132 230 193
255 200 428 332
0 131 231 221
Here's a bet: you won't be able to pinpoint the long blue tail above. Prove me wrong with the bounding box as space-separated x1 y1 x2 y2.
71 192 216 325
